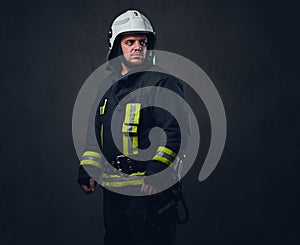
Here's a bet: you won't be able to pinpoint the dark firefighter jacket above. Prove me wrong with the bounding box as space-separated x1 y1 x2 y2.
77 63 190 189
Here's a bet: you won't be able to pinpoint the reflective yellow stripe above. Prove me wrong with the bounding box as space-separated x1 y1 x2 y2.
100 123 104 148
102 171 146 178
133 103 141 124
153 155 173 166
123 103 141 156
130 171 146 176
122 124 138 133
80 159 101 168
101 179 144 187
102 173 122 178
157 146 177 158
100 99 107 115
123 135 129 156
124 103 141 124
132 136 139 155
82 151 101 158
101 171 145 187
124 104 131 124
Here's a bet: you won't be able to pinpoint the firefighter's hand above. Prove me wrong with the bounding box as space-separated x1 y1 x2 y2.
141 183 160 195
81 178 95 195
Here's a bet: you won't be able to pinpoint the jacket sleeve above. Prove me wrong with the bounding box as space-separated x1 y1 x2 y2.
77 91 104 186
145 76 191 179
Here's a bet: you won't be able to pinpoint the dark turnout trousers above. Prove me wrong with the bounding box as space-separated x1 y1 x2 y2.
103 188 177 245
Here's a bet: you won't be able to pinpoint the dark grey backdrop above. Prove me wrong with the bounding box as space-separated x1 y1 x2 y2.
1 0 299 244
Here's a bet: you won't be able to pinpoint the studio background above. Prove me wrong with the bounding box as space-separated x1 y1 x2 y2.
1 0 299 244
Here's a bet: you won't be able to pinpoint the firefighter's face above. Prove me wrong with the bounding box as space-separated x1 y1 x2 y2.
120 34 147 66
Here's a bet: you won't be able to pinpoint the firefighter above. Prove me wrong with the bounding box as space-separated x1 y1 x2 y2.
77 10 189 245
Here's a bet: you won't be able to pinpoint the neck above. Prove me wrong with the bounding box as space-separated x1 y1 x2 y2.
121 63 129 75
120 60 151 76
121 62 143 76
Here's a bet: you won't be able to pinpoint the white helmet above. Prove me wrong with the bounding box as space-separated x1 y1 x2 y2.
108 10 156 60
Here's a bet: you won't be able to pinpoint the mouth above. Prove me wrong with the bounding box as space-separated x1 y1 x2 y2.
130 53 143 59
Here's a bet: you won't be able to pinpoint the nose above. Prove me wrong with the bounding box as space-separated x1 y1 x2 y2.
133 41 142 51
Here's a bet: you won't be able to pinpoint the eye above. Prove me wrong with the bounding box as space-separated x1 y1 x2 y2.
124 40 135 46
139 39 147 46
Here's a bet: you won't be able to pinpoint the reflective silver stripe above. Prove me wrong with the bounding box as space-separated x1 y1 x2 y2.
122 124 138 133
80 160 101 168
123 135 138 156
123 103 140 155
152 155 173 166
129 103 136 123
124 103 141 124
126 103 136 124
102 172 145 178
155 151 176 163
102 175 144 182
82 151 101 158
80 151 102 168
101 179 144 187
101 173 145 187
152 147 180 169
81 155 101 162
157 146 177 158
81 152 101 163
